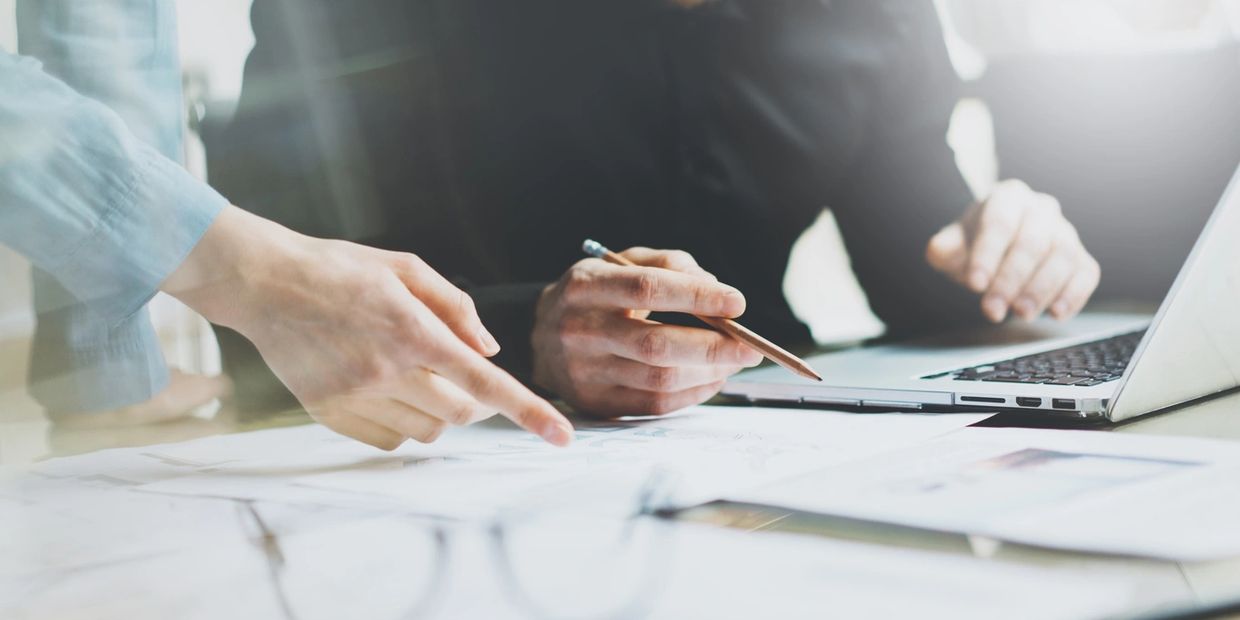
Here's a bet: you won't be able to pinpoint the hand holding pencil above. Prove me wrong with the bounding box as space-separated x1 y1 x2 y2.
583 240 822 382
529 241 819 418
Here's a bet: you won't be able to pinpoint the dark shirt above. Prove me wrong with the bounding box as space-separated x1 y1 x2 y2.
208 0 980 397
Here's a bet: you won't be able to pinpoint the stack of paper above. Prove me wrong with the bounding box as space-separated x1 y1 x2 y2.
732 426 1240 561
26 407 990 518
6 509 1145 620
10 406 1221 618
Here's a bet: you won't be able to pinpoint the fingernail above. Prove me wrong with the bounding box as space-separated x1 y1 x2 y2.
544 420 574 446
969 269 990 292
741 348 764 366
1052 301 1070 319
982 295 1008 322
478 327 501 355
1014 297 1036 320
720 288 746 316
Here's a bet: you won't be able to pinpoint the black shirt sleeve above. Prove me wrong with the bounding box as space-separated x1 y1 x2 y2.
827 1 983 337
671 0 982 342
465 282 549 387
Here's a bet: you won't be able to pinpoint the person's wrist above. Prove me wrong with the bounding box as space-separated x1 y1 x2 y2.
162 205 306 333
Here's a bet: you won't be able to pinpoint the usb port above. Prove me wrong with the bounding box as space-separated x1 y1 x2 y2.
1052 398 1076 410
1016 397 1042 408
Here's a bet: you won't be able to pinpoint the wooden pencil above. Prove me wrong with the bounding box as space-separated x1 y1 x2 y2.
582 240 823 382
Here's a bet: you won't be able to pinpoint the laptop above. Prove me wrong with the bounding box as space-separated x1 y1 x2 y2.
723 163 1240 423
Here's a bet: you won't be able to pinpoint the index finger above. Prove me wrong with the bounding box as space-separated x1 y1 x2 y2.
388 252 500 357
419 317 574 446
926 221 969 282
569 263 746 317
619 247 717 280
967 199 1025 293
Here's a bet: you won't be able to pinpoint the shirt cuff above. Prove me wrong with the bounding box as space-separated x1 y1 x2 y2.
48 141 227 327
28 278 169 416
468 282 549 389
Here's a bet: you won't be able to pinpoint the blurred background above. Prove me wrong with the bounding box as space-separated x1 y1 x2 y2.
2 0 1239 461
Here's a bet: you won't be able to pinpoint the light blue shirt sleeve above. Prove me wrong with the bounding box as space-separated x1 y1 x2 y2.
2 1 228 413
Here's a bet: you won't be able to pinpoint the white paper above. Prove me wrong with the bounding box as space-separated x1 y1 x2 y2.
5 512 1144 620
734 426 1240 561
438 519 1146 620
23 424 430 510
130 407 990 518
26 424 349 485
4 541 284 620
637 523 1140 620
0 474 253 581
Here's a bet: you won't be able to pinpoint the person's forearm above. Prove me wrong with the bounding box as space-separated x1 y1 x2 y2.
0 51 227 323
12 0 218 418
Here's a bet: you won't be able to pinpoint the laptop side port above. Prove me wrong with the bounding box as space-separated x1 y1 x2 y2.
1016 397 1043 408
1052 398 1076 410
959 396 1005 404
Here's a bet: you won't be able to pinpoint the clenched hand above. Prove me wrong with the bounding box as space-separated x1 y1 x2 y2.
927 180 1101 323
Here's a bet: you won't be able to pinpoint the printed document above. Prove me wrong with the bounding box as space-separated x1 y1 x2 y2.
733 426 1240 560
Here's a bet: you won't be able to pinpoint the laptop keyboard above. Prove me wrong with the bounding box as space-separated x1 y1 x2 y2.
923 330 1146 387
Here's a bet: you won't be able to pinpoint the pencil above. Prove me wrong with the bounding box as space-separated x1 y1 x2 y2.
582 240 823 382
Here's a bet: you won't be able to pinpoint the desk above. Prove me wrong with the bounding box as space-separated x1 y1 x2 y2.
6 382 1240 618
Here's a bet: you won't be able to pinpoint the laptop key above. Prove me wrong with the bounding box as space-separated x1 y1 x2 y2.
1044 377 1089 385
982 376 1046 384
931 330 1146 386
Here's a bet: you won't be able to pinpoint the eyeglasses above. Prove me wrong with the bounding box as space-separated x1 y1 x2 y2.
489 468 681 620
234 469 683 620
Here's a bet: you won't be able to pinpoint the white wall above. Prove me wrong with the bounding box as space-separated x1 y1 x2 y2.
176 0 254 116
0 0 11 48
942 0 1240 58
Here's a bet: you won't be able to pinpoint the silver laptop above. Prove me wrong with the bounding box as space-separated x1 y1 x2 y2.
723 164 1240 422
